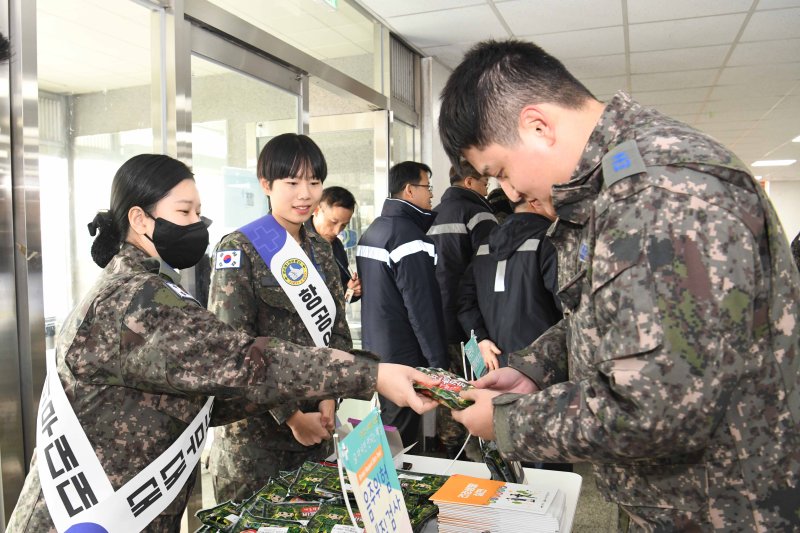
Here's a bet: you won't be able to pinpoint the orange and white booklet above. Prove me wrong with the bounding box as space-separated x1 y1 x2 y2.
430 474 565 533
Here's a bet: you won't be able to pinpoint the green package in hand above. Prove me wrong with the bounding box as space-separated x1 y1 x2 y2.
413 367 474 409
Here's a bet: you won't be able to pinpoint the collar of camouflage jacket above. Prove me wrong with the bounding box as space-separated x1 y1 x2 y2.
114 243 181 284
550 91 636 226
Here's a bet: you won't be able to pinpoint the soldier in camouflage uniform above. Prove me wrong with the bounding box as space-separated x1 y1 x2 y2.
442 41 800 531
208 134 349 502
6 154 434 532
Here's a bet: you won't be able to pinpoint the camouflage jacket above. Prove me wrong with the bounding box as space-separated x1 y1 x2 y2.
495 92 800 531
6 244 375 533
207 225 351 488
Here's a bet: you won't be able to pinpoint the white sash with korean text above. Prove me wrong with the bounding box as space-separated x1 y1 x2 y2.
37 348 213 533
240 214 336 347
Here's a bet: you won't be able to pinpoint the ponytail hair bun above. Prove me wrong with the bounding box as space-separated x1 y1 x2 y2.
88 210 122 267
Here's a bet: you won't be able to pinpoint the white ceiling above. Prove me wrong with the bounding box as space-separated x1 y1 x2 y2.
35 0 800 181
359 0 800 181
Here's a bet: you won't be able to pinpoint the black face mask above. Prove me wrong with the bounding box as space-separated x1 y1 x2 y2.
145 215 211 269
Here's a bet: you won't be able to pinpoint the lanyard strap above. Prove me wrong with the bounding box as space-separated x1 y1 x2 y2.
240 214 337 347
38 348 213 532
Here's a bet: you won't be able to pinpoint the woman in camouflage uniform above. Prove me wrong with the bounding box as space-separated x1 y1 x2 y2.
207 134 354 502
7 154 434 532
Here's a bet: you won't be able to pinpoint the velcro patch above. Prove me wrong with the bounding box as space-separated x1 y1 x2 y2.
602 139 647 189
164 280 200 305
215 250 241 269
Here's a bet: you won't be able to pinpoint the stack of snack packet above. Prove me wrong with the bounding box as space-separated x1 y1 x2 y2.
194 461 443 533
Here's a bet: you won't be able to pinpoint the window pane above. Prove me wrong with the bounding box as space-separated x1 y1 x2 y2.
208 0 381 92
190 55 299 250
37 0 153 334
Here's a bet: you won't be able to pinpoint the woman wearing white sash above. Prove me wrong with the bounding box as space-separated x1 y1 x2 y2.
207 133 356 502
6 154 436 533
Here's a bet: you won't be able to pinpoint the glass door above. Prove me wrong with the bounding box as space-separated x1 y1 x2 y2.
309 110 390 348
189 26 303 305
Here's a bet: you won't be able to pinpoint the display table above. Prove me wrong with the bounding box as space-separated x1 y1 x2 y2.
399 454 582 532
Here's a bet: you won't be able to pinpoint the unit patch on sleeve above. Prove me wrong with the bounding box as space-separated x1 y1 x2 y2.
215 250 241 269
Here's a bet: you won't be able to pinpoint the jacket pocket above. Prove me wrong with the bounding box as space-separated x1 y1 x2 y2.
595 461 708 512
591 242 663 362
557 268 586 313
257 276 295 312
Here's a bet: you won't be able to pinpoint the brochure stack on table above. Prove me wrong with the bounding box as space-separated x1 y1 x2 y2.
431 474 565 533
400 454 581 533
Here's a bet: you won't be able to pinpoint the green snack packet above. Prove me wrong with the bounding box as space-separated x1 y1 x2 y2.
257 502 321 526
413 367 474 409
408 503 439 533
396 470 449 497
291 471 331 499
195 500 241 531
238 479 293 518
256 480 291 503
313 476 344 499
305 503 364 532
229 511 307 533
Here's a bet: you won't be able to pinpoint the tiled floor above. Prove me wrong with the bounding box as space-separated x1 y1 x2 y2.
571 462 618 532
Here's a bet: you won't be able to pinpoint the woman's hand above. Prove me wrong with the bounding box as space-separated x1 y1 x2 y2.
376 363 439 414
286 410 331 446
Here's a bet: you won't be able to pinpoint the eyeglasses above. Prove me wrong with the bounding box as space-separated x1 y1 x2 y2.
410 183 434 193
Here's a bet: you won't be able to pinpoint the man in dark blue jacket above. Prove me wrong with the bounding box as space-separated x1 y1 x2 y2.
428 163 497 456
356 161 448 450
458 199 568 470
458 199 561 371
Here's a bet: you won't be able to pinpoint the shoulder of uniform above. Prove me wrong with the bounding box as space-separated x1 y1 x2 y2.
602 139 648 189
130 272 199 310
215 230 247 250
212 231 250 271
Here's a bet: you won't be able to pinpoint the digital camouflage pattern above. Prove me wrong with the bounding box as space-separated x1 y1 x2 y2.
6 244 377 533
494 92 800 531
208 225 352 502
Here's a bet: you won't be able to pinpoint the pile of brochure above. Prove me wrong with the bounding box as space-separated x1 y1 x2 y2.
430 474 566 533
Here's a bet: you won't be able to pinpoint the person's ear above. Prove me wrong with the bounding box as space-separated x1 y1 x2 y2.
128 206 149 236
259 177 271 196
519 105 554 146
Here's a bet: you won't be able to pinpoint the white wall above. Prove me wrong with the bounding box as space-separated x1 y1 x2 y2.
767 181 800 245
421 58 454 206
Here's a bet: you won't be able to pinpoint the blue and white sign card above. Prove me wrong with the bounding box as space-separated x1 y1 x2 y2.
338 408 412 533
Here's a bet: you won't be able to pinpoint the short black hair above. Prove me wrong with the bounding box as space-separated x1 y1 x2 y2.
439 39 595 169
258 133 327 185
449 162 480 185
321 186 356 211
389 161 431 197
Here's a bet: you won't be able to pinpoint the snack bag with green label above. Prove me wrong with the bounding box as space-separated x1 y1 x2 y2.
412 367 475 409
229 511 307 533
305 503 364 532
195 500 241 531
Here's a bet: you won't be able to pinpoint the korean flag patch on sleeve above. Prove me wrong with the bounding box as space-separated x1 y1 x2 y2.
215 250 241 269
